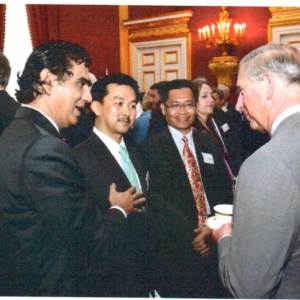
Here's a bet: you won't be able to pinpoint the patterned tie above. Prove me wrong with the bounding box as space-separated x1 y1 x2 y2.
119 145 140 192
182 136 207 226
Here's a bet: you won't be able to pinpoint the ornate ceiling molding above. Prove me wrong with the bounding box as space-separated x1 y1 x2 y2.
123 10 193 43
269 7 300 27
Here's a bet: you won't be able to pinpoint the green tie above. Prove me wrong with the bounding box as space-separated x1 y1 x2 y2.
119 146 145 213
119 145 140 192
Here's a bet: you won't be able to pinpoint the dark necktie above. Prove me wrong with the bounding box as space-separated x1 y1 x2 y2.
59 133 68 144
182 136 207 226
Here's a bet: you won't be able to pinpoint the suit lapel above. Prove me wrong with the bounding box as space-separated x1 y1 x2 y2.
162 128 191 183
87 133 131 190
15 107 61 139
193 130 205 169
88 132 146 193
88 132 148 214
127 146 147 192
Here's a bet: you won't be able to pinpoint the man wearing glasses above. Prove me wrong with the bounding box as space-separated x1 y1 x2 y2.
137 79 233 298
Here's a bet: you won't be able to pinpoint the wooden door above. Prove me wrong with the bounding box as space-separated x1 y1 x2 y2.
132 38 187 91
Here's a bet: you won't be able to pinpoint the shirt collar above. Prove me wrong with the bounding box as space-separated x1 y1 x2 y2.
271 104 300 135
168 125 193 143
93 126 126 153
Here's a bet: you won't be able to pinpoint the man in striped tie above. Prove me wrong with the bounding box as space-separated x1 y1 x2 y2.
137 79 233 298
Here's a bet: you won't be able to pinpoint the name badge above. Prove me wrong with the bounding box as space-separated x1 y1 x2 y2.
202 152 214 164
221 123 230 132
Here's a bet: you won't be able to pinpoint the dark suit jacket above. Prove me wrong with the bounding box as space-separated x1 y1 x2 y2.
193 108 243 177
137 127 233 298
148 110 168 137
72 132 149 297
0 107 126 296
0 90 20 136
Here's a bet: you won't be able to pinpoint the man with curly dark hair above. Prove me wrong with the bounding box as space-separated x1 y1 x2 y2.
0 41 144 296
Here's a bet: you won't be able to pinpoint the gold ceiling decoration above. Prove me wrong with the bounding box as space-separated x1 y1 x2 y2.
123 10 193 43
268 7 300 42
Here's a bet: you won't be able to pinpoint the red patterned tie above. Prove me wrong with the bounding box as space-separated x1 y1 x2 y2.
59 134 68 144
182 136 207 226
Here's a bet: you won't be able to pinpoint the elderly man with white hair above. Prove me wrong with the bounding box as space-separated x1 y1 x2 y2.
212 43 300 299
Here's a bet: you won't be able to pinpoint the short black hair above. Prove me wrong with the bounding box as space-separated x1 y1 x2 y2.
150 81 169 103
0 52 11 88
15 40 91 104
91 73 140 103
212 88 225 100
161 79 198 104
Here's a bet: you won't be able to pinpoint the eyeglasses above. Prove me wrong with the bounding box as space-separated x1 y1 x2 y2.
164 102 196 111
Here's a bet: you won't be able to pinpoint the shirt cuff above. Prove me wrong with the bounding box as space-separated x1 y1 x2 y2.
110 206 127 218
218 234 232 244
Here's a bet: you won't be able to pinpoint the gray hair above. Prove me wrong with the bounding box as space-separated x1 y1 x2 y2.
217 84 230 98
239 43 300 84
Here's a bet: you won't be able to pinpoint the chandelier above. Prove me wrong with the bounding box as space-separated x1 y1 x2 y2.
198 6 246 56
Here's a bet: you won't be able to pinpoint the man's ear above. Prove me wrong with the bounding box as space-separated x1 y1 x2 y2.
39 68 53 95
263 73 275 100
90 101 100 116
161 103 166 116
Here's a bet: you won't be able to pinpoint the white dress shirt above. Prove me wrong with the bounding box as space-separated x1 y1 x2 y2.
93 126 143 217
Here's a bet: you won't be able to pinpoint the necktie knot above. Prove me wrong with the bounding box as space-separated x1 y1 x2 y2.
119 145 128 158
182 136 188 144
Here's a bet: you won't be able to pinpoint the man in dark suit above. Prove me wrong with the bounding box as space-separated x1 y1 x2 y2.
72 73 149 297
218 84 243 129
0 41 144 296
211 107 243 178
0 51 20 136
148 81 169 136
218 84 236 112
137 79 233 298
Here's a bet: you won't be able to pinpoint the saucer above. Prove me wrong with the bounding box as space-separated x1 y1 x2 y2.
205 216 221 230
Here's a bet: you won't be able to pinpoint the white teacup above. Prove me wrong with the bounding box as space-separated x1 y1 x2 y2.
213 204 233 225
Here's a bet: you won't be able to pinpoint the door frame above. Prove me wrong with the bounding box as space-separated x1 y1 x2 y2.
120 8 193 80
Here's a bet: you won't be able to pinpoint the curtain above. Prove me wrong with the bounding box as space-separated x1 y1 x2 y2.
26 5 60 49
0 4 5 52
